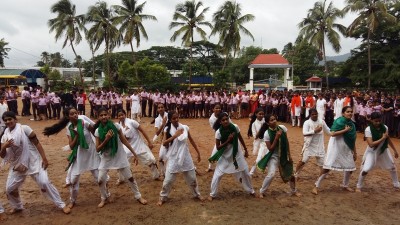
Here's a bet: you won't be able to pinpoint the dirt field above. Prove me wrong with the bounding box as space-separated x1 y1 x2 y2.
1 109 400 225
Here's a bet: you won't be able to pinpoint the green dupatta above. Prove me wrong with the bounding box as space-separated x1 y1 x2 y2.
257 126 293 182
98 120 119 157
370 124 388 154
66 119 89 171
331 116 356 150
208 123 239 169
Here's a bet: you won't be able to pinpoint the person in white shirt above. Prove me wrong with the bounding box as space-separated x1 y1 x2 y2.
294 109 331 179
0 95 9 133
316 93 327 121
333 93 344 120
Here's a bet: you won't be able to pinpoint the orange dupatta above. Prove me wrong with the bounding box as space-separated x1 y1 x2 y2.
291 95 301 114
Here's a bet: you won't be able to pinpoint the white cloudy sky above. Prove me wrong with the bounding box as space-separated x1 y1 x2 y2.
1 0 360 67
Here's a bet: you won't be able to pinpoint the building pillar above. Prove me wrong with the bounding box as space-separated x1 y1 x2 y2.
249 68 254 91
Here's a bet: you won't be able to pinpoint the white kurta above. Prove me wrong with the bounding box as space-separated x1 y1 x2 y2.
66 120 100 176
361 126 396 171
333 98 344 120
316 99 326 121
214 124 248 174
323 132 356 171
164 123 195 173
95 123 130 170
120 118 156 165
302 118 330 158
130 94 141 114
251 118 265 156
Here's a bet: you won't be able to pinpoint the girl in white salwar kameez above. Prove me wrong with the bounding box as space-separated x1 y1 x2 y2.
130 91 141 122
206 104 222 172
295 109 331 179
356 112 400 192
94 108 147 208
43 108 101 209
154 103 168 177
248 108 266 176
257 114 300 198
208 112 255 201
312 106 358 195
117 109 160 183
0 111 71 214
157 111 203 206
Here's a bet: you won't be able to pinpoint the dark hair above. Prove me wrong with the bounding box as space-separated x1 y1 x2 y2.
308 108 318 115
370 112 382 120
213 112 229 131
93 107 109 131
247 108 264 137
43 107 76 136
164 111 179 148
342 106 353 114
258 114 274 139
2 111 17 121
117 109 126 116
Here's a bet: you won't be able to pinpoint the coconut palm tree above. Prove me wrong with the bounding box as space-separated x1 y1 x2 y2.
298 0 346 89
169 0 212 88
113 0 157 79
344 0 397 89
86 1 121 86
210 1 255 70
0 38 10 68
48 0 85 84
41 51 51 65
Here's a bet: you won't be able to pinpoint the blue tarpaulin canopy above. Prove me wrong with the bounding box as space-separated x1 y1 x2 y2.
20 69 46 83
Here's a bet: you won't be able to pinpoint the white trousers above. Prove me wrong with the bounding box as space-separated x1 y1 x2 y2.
210 168 254 197
0 202 4 213
259 156 296 194
98 167 141 200
356 151 400 189
6 168 66 210
70 169 99 203
315 171 352 188
159 169 201 201
207 145 218 170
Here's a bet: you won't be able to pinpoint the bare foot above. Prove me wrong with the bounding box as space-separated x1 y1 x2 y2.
258 193 264 199
67 202 75 209
312 187 318 195
355 188 362 193
115 180 125 186
137 198 147 205
98 200 106 208
63 183 71 188
196 196 206 202
250 192 257 198
62 206 71 214
343 187 354 192
8 208 23 214
207 196 214 201
205 168 214 173
291 192 302 197
156 200 164 206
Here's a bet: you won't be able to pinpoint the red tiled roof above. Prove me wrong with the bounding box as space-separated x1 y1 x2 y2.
306 76 322 82
250 54 289 65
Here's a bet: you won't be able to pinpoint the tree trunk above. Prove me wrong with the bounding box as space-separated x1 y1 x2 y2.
189 35 193 90
367 29 371 90
323 42 329 89
70 39 83 85
130 41 139 81
92 49 96 88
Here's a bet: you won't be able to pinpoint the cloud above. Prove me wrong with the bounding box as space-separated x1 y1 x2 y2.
2 0 361 67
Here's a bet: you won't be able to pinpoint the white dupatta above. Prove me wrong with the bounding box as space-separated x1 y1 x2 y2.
1 123 31 172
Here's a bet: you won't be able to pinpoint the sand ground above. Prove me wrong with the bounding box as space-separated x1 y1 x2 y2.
0 106 399 225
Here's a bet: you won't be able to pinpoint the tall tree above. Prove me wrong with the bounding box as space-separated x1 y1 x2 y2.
48 0 85 83
298 0 346 89
113 0 157 79
0 38 10 68
210 1 255 70
344 0 397 89
169 0 212 88
41 51 51 65
86 1 122 85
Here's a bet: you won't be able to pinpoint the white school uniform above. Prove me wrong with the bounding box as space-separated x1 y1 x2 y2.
1 124 66 210
159 123 201 201
210 124 254 197
301 118 330 166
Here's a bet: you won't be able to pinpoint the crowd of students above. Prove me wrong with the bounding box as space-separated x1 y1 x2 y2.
0 86 399 220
